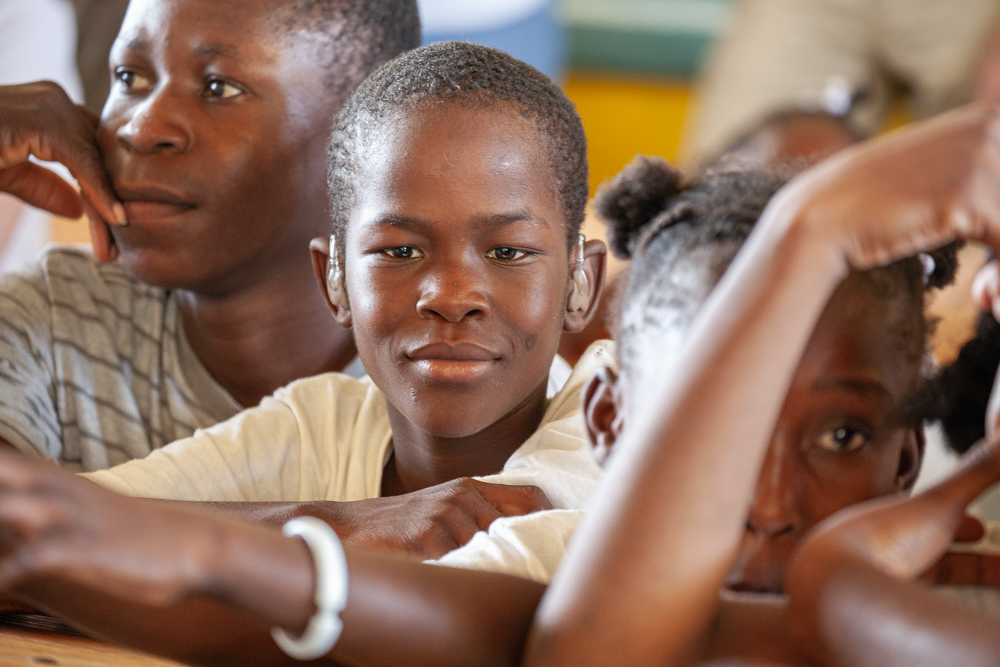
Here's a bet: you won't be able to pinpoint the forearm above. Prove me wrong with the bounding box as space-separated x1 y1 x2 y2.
205 520 547 667
13 511 543 667
12 581 318 667
528 192 847 666
788 551 1000 667
334 556 545 667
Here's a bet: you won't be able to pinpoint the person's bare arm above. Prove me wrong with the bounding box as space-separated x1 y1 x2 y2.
526 103 1000 667
127 476 552 560
0 449 544 667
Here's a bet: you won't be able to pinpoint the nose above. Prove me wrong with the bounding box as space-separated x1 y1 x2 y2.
746 435 800 538
116 85 193 156
416 259 490 323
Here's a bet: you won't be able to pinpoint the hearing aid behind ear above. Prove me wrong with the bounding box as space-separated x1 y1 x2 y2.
568 234 590 312
326 235 344 300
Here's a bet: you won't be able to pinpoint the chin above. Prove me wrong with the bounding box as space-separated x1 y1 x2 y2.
116 245 214 292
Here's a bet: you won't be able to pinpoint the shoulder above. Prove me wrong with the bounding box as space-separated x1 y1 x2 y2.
0 245 159 301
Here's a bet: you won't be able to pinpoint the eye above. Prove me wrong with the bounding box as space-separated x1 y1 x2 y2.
382 246 423 260
816 426 870 453
115 68 153 92
486 247 528 261
203 77 244 100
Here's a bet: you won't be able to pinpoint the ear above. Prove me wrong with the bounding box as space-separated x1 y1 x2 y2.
564 239 608 334
583 366 623 467
896 424 925 492
309 236 352 329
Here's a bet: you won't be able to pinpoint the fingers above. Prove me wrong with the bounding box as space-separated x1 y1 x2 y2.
0 82 126 228
0 162 83 219
458 491 503 533
82 197 118 262
470 480 553 516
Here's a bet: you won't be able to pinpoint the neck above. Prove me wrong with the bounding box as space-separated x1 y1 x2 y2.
380 381 549 496
176 259 356 408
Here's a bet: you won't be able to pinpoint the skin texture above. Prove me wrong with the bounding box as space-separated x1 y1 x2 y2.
577 273 925 665
784 300 1000 667
524 103 1000 667
0 449 546 667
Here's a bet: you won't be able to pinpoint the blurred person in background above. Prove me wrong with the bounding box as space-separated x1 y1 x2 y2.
687 0 1000 163
418 0 565 82
0 0 84 271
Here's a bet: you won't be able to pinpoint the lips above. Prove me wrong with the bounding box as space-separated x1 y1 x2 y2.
116 184 196 220
405 342 500 382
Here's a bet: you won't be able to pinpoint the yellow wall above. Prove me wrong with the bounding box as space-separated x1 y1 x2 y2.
564 73 693 277
564 73 693 195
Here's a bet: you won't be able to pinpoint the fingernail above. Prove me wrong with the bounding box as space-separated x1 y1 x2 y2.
113 203 128 227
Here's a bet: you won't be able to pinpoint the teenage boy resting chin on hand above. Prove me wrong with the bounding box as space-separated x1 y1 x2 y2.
0 0 419 472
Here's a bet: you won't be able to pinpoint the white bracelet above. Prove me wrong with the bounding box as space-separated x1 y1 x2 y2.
271 517 349 660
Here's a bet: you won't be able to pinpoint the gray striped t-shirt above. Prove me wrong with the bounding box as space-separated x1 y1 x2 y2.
0 245 241 471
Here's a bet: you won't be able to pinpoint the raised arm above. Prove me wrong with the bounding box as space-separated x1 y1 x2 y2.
526 103 1000 667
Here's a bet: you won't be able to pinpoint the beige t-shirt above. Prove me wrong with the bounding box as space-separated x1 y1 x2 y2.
84 341 615 507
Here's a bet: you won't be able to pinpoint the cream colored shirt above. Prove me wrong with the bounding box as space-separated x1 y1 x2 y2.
432 509 583 583
84 341 615 510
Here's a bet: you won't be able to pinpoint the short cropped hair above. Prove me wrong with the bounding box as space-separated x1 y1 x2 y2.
327 41 589 253
273 0 421 106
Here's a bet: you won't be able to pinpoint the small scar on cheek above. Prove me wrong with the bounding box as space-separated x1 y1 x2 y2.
410 387 416 400
524 333 538 351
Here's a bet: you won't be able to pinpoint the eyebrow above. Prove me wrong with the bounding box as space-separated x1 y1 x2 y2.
812 376 890 397
371 211 545 232
192 42 239 59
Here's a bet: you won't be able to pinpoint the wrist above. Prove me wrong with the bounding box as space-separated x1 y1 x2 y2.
756 177 851 287
293 501 355 541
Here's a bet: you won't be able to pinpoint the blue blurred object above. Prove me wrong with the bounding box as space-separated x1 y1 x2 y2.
419 0 565 82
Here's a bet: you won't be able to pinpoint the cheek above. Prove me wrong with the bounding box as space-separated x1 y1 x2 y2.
802 451 898 524
496 265 569 349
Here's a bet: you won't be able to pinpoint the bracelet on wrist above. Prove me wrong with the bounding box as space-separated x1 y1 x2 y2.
271 516 349 660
